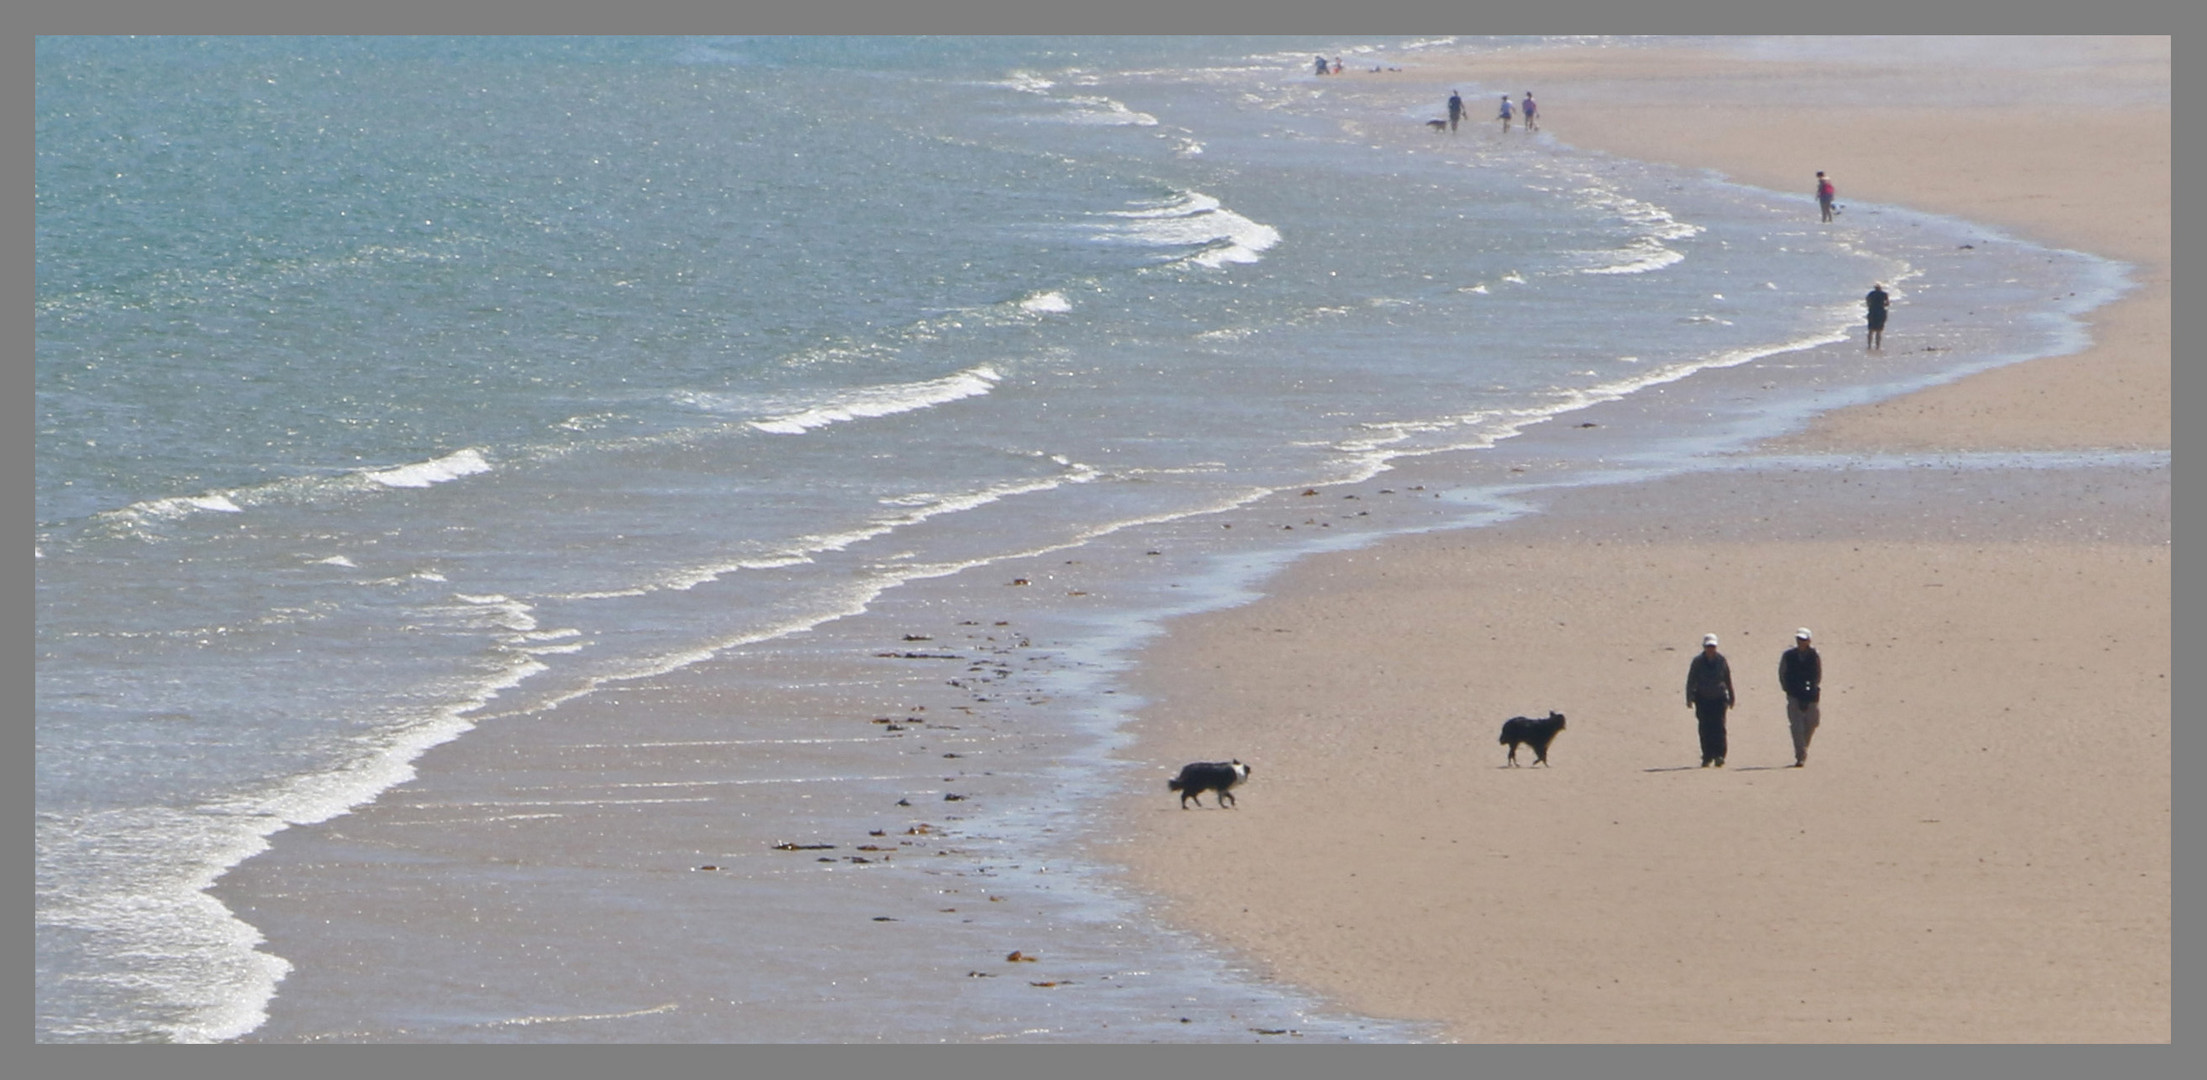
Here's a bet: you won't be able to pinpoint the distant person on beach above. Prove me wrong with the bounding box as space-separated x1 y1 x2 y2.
1521 91 1538 131
1816 171 1836 223
1332 57 1343 75
1780 629 1823 767
1448 90 1464 132
1498 94 1515 132
1865 283 1889 351
1316 55 1330 76
1687 633 1735 767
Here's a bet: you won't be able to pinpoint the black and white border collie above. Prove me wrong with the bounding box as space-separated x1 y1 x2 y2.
1168 760 1251 808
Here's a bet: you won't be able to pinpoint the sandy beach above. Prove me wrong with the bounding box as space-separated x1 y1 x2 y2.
1106 38 2171 1043
186 37 2169 1047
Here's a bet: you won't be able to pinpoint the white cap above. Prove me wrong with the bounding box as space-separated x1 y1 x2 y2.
1796 628 1813 640
1703 633 1720 647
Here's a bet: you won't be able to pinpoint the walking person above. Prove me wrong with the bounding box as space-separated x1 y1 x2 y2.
1686 633 1735 767
1816 170 1836 222
1497 93 1514 132
1447 89 1464 132
1780 629 1823 767
1865 282 1889 351
1520 91 1538 131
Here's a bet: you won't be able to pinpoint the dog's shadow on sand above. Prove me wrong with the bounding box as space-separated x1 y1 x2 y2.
1643 764 1787 773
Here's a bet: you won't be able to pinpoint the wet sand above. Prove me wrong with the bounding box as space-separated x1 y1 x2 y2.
1107 38 2170 1043
207 37 2171 1046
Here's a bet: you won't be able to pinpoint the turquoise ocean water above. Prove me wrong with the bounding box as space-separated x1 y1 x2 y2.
36 36 2119 1041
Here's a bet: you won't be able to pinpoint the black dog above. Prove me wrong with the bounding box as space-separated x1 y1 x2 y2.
1425 119 1449 131
1499 711 1566 766
1168 760 1251 808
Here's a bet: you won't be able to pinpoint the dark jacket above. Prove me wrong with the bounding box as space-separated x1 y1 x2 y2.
1780 645 1822 702
1686 650 1734 706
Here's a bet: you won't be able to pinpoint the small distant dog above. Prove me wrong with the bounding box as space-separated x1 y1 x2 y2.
1168 760 1251 808
1425 119 1449 131
1499 711 1567 766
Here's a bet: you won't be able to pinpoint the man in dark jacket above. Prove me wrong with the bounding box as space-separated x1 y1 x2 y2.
1686 633 1734 767
1865 283 1889 351
1780 628 1823 767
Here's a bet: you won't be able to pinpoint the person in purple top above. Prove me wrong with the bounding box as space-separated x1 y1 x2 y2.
1520 91 1538 131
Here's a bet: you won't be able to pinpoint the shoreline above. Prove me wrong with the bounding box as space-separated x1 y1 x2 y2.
1436 39 2170 455
191 37 2170 1045
1106 38 2170 1042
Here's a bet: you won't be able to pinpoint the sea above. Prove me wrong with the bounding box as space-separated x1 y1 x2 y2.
35 35 2127 1042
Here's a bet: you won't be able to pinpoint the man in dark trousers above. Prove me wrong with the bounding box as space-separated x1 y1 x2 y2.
1448 90 1463 132
1780 628 1823 767
1865 283 1889 351
1686 633 1735 767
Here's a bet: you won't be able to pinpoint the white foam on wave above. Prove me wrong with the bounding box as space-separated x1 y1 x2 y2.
1541 327 1856 417
1569 181 1705 276
888 483 1279 592
36 805 295 1043
1086 191 1282 269
312 555 357 568
994 71 1056 94
1019 291 1072 314
1323 319 1860 488
876 464 1099 524
182 494 241 513
93 450 499 543
1580 241 1688 276
449 592 540 633
362 447 492 489
748 366 1002 435
563 459 1101 597
1058 95 1159 126
42 607 574 1042
115 491 245 523
522 585 891 720
479 1002 682 1029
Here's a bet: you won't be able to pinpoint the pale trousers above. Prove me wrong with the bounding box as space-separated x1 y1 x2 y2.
1787 696 1821 763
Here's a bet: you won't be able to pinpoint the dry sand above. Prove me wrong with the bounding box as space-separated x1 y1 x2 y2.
1106 39 2170 1043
